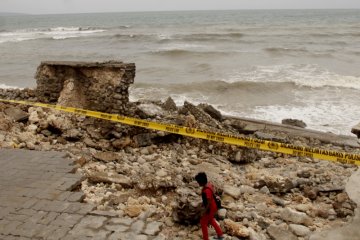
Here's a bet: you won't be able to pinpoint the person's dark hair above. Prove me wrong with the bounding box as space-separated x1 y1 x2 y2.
195 172 208 185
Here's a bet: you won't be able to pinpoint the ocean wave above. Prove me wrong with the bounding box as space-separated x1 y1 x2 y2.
0 26 106 44
149 49 230 57
133 80 298 96
0 83 21 89
177 32 244 41
264 47 335 58
225 64 360 90
265 47 309 54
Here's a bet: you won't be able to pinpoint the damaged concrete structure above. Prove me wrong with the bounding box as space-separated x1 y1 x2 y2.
35 61 135 114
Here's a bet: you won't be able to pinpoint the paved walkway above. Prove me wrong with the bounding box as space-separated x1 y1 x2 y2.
0 149 164 240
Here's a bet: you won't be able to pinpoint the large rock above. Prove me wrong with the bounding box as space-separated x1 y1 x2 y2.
136 103 166 118
86 171 132 187
255 175 295 193
223 185 241 199
172 188 203 225
162 97 177 111
183 101 219 128
351 122 360 138
267 225 297 240
282 118 307 128
4 107 29 122
289 224 311 236
223 219 250 238
198 103 222 121
280 208 313 226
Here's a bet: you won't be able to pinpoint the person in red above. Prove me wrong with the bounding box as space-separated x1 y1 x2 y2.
195 172 224 240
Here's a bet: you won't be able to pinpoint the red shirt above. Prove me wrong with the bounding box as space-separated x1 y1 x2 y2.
202 183 218 214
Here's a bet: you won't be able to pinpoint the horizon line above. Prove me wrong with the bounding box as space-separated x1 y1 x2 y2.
3 8 360 16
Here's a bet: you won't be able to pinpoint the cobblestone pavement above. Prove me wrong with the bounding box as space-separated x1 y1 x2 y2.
0 149 165 240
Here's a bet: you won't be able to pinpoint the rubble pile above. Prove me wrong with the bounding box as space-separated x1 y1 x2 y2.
0 92 359 240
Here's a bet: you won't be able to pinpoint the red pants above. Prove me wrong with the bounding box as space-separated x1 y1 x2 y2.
200 212 223 240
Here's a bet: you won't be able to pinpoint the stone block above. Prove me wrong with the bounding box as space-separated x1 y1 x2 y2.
67 192 85 202
51 213 84 227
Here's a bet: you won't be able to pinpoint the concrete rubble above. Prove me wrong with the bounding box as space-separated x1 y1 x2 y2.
0 61 359 239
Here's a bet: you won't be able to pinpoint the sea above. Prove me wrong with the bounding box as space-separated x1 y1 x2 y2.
0 9 360 135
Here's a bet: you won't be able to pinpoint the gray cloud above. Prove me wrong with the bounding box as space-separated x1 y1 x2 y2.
1 0 359 14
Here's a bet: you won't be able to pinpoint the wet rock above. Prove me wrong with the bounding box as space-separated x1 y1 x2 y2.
198 103 222 121
4 107 29 122
280 208 312 226
282 118 307 128
351 122 360 138
162 97 177 111
267 225 297 240
223 219 250 238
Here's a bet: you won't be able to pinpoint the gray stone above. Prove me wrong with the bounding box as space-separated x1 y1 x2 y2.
267 225 297 240
280 208 312 226
131 220 145 234
143 221 163 235
240 185 256 194
199 103 222 121
4 107 29 122
351 122 360 138
105 224 129 233
137 103 165 117
282 118 307 128
289 224 311 236
73 215 107 229
162 97 177 111
223 185 241 199
109 217 134 226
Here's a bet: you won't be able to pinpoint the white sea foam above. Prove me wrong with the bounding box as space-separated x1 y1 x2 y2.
225 64 360 90
0 84 21 89
0 26 105 44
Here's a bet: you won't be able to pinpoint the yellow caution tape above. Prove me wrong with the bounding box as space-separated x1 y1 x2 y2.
1 98 360 166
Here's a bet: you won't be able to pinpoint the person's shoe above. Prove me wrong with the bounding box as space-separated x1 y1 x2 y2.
213 236 224 240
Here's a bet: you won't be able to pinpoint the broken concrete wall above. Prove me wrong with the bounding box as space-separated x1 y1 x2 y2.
35 61 135 114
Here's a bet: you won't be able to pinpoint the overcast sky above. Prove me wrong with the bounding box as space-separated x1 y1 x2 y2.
1 0 360 14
